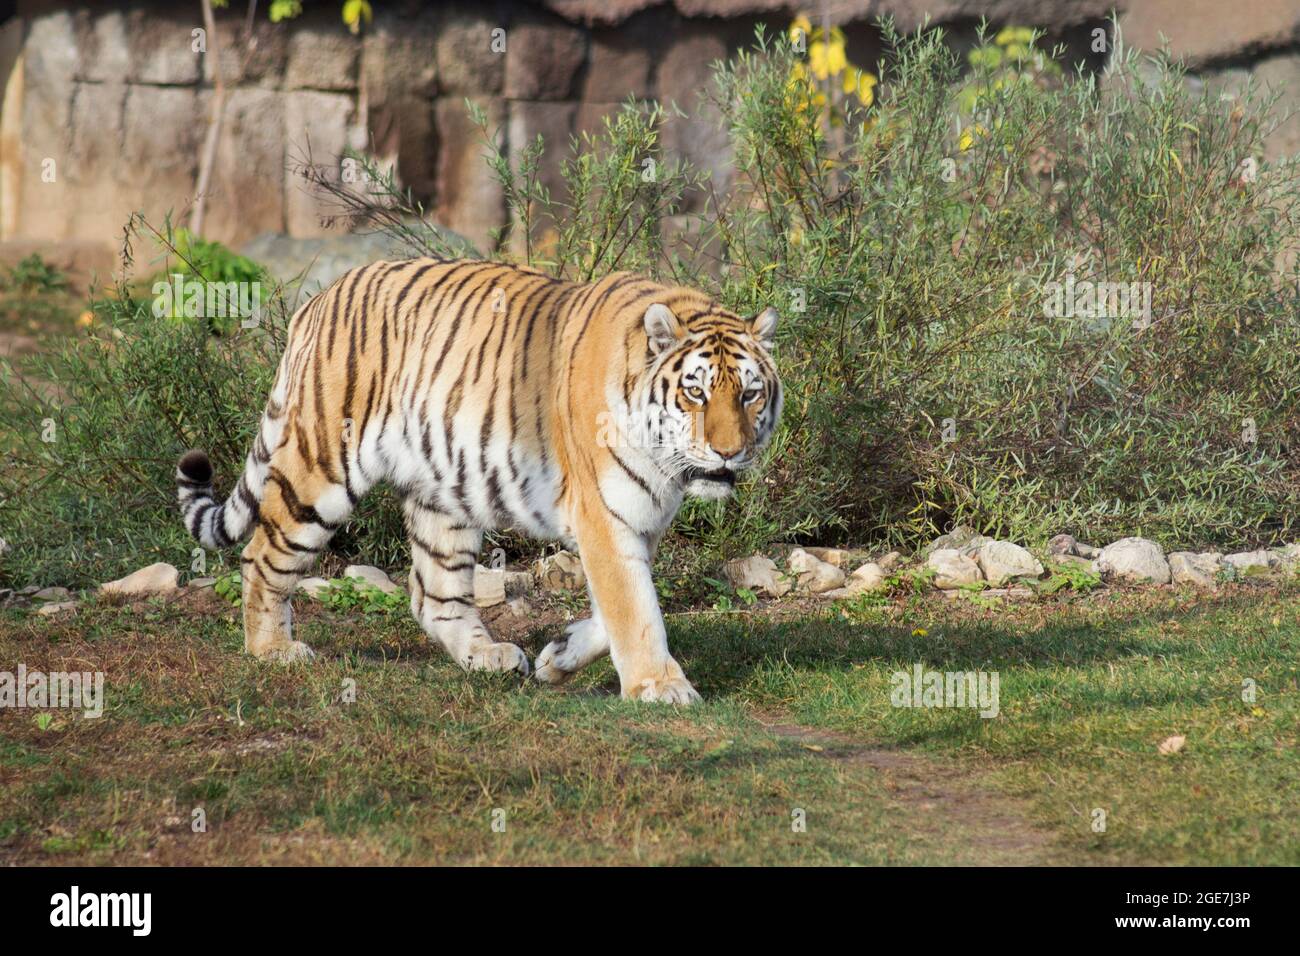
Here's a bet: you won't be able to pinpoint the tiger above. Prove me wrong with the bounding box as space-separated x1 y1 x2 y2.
176 258 782 704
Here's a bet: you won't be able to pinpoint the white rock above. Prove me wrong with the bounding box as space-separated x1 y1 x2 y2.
473 565 507 607
843 562 886 594
36 601 78 616
976 541 1044 586
1223 550 1277 572
343 565 401 594
188 577 216 589
100 562 180 596
33 586 71 602
297 577 331 598
926 549 983 589
1168 552 1222 589
1097 538 1170 585
534 551 585 591
722 555 791 598
788 548 847 593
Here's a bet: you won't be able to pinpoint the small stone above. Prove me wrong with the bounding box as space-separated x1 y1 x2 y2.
803 547 850 568
100 562 180 596
1223 549 1277 572
33 586 71 602
534 551 586 591
188 577 216 589
342 565 401 594
1052 554 1098 572
503 570 533 598
843 562 886 594
1047 534 1077 557
505 597 533 618
976 541 1044 586
1097 538 1171 585
1048 534 1101 559
788 548 847 593
926 549 983 589
721 555 791 598
876 551 904 573
1168 552 1222 588
1275 544 1300 568
36 600 79 616
297 577 331 598
473 565 507 607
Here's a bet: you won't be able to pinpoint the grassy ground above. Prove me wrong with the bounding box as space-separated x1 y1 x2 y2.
1 580 1297 866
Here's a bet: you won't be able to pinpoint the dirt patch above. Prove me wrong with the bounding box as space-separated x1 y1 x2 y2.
760 719 1067 865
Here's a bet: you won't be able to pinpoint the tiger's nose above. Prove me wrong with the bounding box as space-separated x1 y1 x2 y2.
714 444 743 460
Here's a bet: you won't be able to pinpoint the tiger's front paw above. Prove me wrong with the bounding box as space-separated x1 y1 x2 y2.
254 640 317 663
623 674 701 705
466 641 530 677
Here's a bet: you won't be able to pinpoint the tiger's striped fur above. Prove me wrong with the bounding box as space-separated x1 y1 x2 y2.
177 258 781 703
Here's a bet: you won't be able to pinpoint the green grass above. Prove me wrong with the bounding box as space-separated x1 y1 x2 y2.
1 583 1296 865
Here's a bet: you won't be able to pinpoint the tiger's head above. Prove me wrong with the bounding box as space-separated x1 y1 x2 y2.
642 301 783 500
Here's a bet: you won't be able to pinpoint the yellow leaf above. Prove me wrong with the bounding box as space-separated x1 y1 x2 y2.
1168 149 1185 177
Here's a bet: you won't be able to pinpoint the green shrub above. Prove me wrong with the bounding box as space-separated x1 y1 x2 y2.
4 18 1300 591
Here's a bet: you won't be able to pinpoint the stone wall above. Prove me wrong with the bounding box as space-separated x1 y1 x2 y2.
2 0 1299 273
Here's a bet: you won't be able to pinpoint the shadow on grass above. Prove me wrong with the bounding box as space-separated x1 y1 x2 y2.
667 590 1286 699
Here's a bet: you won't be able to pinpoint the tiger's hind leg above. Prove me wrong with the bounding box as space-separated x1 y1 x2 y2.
404 499 529 676
240 462 355 662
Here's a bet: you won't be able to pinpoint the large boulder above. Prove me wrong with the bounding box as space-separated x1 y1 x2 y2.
1168 552 1223 588
925 549 983 589
1097 538 1171 585
843 562 886 594
1223 550 1277 573
976 541 1044 586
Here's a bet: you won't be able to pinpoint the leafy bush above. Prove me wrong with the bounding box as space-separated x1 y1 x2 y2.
324 19 1300 556
4 17 1300 591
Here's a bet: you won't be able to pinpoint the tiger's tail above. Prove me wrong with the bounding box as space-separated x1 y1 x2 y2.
177 385 292 551
175 295 319 549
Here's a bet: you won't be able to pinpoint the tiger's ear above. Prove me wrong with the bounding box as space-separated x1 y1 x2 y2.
751 307 779 348
644 303 683 354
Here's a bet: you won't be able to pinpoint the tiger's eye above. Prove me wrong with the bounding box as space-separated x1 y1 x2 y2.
685 386 706 403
